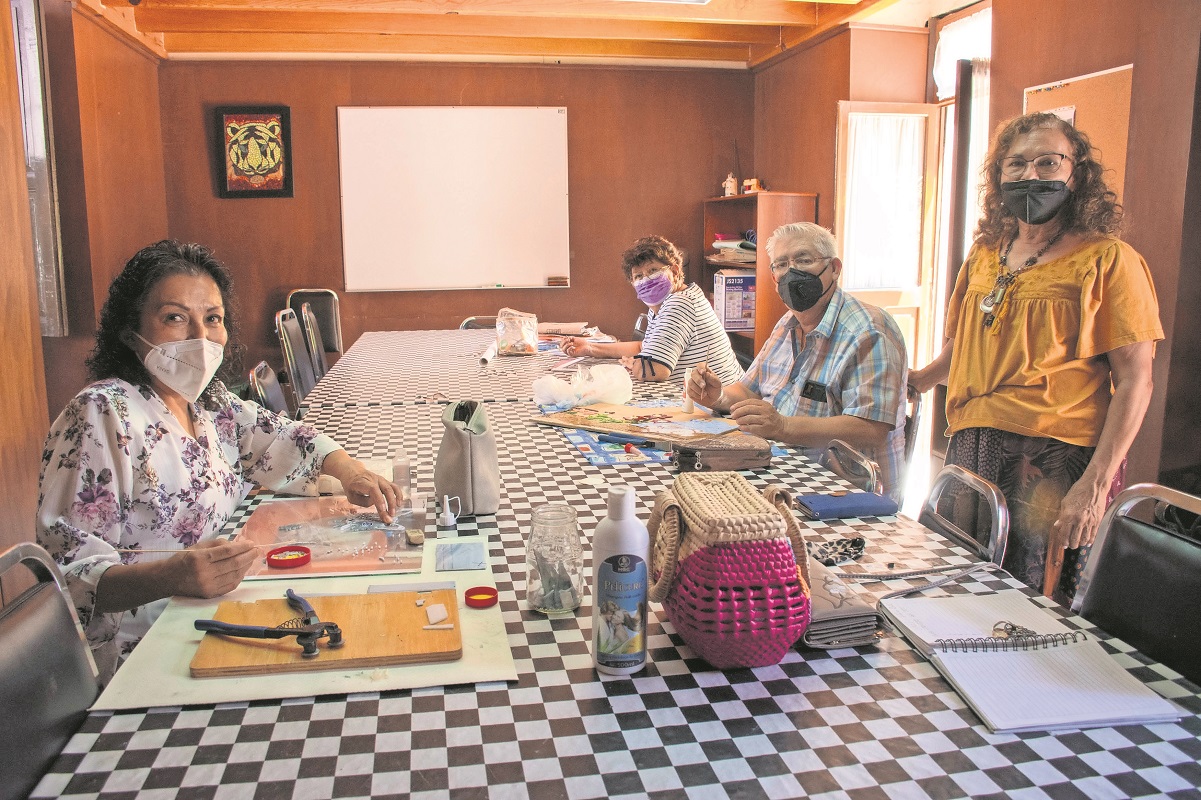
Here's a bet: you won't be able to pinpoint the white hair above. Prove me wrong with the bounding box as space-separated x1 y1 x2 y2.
766 222 838 261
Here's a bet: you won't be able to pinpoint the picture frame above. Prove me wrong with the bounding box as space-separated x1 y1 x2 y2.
214 105 293 198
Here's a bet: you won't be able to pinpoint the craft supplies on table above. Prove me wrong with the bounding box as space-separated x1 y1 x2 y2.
190 588 462 678
233 495 429 578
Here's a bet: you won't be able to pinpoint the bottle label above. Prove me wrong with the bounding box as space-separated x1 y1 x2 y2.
594 553 647 669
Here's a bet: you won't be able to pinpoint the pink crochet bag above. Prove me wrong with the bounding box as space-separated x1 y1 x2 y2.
648 472 811 669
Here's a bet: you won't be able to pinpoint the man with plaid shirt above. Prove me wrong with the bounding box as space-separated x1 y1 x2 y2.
689 222 909 499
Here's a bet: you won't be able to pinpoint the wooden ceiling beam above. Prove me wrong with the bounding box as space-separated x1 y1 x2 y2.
161 29 753 62
133 9 788 45
747 0 891 68
129 0 829 26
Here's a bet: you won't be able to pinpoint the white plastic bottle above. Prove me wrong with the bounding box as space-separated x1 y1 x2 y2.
592 484 650 675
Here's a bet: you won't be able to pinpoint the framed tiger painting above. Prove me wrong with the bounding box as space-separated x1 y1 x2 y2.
214 105 293 198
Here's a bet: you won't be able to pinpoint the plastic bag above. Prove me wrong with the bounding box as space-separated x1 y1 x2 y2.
532 363 633 411
575 363 632 405
496 308 538 356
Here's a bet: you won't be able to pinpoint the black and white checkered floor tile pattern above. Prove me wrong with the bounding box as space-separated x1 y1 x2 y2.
36 399 1201 800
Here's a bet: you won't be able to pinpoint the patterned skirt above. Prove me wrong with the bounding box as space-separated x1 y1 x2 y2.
940 427 1125 601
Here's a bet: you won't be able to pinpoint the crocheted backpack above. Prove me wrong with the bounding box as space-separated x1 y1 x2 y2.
647 472 811 668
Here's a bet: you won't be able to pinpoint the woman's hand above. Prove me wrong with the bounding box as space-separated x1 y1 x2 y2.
322 450 402 523
728 398 786 440
561 337 592 357
169 538 258 599
341 470 402 521
688 363 724 408
1054 477 1109 549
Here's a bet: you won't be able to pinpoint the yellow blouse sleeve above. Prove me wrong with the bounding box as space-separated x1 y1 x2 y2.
1077 240 1164 359
945 244 983 335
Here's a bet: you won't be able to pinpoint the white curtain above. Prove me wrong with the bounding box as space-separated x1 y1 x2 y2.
932 7 992 101
963 56 992 253
842 113 926 290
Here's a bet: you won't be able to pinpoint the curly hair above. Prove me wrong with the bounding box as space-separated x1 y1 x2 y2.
976 112 1123 248
86 240 244 405
620 235 685 285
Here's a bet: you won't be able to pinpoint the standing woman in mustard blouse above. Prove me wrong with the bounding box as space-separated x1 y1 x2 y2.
910 112 1163 600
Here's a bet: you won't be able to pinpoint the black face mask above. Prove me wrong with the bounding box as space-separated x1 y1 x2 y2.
776 259 833 313
1001 179 1072 225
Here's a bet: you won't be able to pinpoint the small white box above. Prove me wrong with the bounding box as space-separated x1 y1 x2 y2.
713 269 756 331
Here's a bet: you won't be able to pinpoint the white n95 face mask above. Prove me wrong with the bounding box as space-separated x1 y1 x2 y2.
134 332 224 403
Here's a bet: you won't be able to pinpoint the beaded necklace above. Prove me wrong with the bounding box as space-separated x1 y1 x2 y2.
980 228 1066 327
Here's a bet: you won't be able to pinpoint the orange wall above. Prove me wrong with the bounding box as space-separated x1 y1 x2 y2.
0 4 50 551
158 61 755 372
754 26 928 232
991 0 1201 482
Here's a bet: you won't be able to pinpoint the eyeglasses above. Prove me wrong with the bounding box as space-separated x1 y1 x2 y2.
631 268 668 284
769 255 830 276
1001 152 1072 179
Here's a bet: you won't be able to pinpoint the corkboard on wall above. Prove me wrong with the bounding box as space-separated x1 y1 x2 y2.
1024 65 1133 203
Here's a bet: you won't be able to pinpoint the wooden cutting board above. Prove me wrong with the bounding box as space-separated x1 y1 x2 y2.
190 589 462 678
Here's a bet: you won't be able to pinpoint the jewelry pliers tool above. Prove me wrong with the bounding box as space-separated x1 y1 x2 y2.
194 588 345 658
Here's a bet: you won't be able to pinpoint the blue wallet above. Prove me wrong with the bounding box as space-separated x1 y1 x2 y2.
795 491 899 520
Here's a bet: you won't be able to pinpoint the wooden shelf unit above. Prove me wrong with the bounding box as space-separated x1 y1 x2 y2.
701 191 818 352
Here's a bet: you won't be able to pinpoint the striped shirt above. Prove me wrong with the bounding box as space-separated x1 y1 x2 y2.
639 283 744 385
740 288 908 499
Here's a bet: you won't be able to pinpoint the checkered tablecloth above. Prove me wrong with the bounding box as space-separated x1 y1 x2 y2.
33 343 1201 799
302 330 669 410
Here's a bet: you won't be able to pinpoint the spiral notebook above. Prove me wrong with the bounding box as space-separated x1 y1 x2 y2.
880 591 1181 734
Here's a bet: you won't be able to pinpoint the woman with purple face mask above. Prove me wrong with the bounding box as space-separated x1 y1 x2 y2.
561 235 743 385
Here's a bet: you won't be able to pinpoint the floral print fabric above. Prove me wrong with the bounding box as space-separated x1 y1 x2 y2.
941 427 1124 601
36 379 340 680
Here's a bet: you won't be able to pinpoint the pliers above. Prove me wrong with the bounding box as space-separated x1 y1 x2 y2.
195 588 345 658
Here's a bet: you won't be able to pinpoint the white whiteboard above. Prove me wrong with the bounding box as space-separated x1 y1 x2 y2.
337 106 570 291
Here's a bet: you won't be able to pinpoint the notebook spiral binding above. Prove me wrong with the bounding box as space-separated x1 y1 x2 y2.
934 631 1087 653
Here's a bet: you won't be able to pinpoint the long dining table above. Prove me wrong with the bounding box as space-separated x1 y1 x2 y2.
33 330 1201 799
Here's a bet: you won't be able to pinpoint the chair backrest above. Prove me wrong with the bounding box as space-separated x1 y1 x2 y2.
459 316 498 330
0 543 100 800
286 288 343 353
633 312 649 341
248 360 290 417
918 464 1010 565
1073 483 1201 683
275 308 316 413
818 439 883 495
300 302 328 380
903 383 922 468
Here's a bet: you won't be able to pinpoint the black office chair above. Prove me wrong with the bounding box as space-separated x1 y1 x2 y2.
1073 483 1201 683
0 543 100 800
300 302 329 380
286 288 343 355
460 316 498 330
275 308 317 415
920 464 1010 566
248 361 291 417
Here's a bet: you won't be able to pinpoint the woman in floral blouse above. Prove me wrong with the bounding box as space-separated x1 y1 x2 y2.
37 240 399 682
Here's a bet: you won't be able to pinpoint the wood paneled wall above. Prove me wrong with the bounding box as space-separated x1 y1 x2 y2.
41 5 170 417
991 0 1201 483
0 5 50 551
753 26 928 232
157 61 755 373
